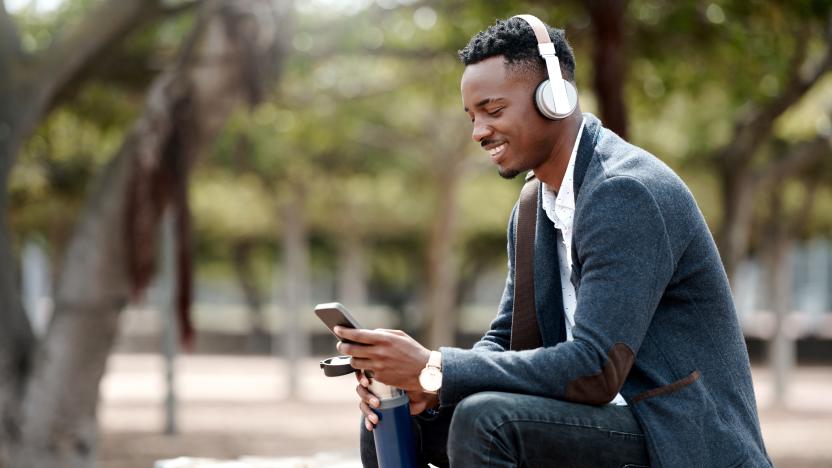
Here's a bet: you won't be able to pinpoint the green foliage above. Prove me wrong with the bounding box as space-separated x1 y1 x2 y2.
9 84 135 243
7 0 199 264
627 1 831 151
190 168 277 241
621 1 832 239
9 0 832 309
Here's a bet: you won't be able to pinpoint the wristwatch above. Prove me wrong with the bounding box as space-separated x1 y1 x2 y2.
418 350 443 394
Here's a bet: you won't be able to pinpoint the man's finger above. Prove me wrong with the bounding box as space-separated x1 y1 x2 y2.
360 369 373 386
356 385 380 408
336 341 373 358
334 326 384 344
410 402 425 415
354 370 371 387
350 357 374 370
360 401 379 426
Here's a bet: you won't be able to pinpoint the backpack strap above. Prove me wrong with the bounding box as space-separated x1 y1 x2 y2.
510 172 542 351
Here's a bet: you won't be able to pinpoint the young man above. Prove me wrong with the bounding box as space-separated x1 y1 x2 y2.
336 16 771 467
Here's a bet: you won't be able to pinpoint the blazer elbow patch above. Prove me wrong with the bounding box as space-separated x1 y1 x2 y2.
631 370 701 404
565 343 635 405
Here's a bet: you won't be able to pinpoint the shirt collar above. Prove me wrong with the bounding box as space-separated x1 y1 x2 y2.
542 117 585 230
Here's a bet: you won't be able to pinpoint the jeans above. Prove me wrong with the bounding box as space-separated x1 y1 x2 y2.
360 391 649 468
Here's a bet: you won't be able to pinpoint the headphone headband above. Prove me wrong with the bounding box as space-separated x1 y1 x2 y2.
512 14 552 45
511 14 576 119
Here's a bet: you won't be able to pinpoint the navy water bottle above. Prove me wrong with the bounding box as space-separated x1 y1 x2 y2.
367 380 418 468
320 356 418 468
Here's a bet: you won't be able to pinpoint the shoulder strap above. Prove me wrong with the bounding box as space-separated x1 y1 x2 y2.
510 172 542 351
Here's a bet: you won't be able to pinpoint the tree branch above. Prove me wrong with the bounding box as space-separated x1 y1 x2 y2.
46 1 200 111
0 0 21 63
34 0 161 86
789 172 822 239
15 0 165 141
759 136 831 186
305 46 445 61
719 20 832 169
161 0 199 16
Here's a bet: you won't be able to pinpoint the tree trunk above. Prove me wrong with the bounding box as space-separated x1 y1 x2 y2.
766 238 794 407
280 185 310 400
1 59 36 465
7 2 288 467
419 111 469 349
231 240 270 351
763 194 794 407
424 167 462 349
0 3 178 464
0 133 35 468
717 170 758 283
13 151 133 468
337 233 368 308
716 137 825 284
0 202 34 468
586 0 629 139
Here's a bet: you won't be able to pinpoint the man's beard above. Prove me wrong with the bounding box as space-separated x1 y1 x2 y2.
498 167 521 179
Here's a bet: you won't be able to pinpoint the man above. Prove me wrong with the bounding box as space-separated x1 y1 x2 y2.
336 16 771 468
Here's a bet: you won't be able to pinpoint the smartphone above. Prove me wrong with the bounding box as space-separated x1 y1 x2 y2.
314 302 364 344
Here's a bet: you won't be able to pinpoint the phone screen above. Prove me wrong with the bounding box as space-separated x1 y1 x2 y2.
314 302 363 343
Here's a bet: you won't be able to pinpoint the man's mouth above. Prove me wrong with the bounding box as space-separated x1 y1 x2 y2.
487 143 507 161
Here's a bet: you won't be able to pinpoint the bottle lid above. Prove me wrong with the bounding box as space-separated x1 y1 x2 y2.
319 355 356 377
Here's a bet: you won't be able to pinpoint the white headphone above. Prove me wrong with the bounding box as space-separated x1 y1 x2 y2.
512 14 578 120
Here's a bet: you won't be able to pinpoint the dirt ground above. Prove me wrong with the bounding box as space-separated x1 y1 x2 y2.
96 354 832 468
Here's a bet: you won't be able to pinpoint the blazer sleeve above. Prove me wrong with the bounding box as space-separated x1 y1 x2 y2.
439 176 675 407
470 203 518 353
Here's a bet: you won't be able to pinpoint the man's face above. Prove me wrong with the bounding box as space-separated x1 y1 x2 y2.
461 56 557 179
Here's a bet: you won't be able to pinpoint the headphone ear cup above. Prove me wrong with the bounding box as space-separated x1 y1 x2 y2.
535 79 578 120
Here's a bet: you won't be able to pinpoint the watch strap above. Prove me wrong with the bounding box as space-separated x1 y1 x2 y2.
427 350 442 369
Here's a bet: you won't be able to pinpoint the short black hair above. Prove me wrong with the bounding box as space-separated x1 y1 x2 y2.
458 17 576 83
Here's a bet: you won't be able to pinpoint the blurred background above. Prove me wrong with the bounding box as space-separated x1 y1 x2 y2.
1 0 831 467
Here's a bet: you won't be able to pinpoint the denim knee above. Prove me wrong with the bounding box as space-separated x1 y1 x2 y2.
448 392 514 463
450 392 502 435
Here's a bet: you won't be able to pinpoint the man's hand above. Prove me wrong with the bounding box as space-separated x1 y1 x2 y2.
407 389 439 415
335 327 430 392
355 370 440 432
355 370 381 431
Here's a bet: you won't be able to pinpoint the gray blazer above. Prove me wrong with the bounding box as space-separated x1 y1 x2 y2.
439 113 770 467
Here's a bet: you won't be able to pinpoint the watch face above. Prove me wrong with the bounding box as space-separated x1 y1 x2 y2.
419 366 442 392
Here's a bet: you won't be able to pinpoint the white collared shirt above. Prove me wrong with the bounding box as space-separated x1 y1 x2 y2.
541 118 627 406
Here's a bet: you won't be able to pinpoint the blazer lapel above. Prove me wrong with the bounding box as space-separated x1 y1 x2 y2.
569 114 603 292
534 187 567 345
529 114 603 345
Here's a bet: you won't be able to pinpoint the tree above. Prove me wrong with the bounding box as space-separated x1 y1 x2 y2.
0 1 178 465
1 1 288 467
759 162 828 405
618 1 832 280
585 0 629 138
710 9 832 280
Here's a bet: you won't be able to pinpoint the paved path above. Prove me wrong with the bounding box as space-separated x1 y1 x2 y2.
97 354 832 468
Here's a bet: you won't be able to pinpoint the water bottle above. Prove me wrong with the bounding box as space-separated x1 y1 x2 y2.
320 356 418 468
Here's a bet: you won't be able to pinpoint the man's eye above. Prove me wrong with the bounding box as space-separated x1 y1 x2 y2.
487 108 503 116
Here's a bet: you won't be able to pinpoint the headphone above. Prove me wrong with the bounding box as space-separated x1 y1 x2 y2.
512 14 578 120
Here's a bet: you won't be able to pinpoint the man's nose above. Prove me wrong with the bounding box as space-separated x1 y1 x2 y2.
471 123 492 142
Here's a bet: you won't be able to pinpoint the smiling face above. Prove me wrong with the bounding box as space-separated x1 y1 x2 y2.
461 56 560 179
